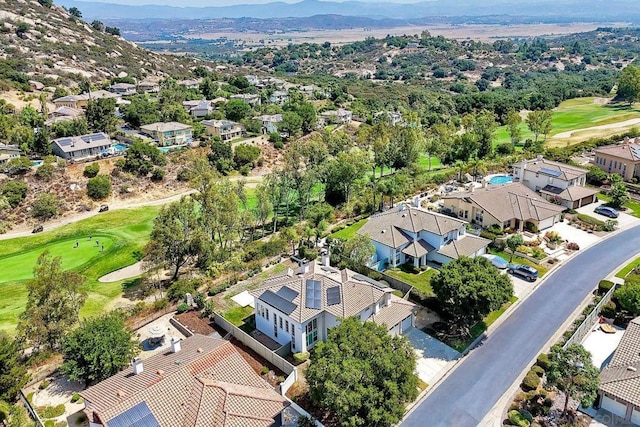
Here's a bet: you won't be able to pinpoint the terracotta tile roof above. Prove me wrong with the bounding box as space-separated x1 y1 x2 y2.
370 295 417 330
595 142 640 162
514 157 588 181
80 335 286 427
436 234 491 259
250 261 391 324
357 205 466 248
444 182 564 223
600 317 640 407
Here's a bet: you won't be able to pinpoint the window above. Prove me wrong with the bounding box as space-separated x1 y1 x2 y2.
273 315 278 338
279 317 283 329
306 319 318 347
285 320 289 334
266 309 269 321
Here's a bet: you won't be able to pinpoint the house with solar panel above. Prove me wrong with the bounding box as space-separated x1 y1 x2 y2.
357 204 490 270
250 256 417 354
512 155 597 209
79 335 292 427
51 132 113 161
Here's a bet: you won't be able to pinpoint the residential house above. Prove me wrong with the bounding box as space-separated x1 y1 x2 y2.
44 106 83 126
139 122 193 147
594 137 640 181
320 108 353 125
0 143 22 164
269 90 289 105
358 204 490 269
299 85 326 99
182 100 214 118
513 155 597 209
107 82 136 96
442 182 565 232
375 111 403 126
251 257 417 353
53 90 119 110
80 335 289 427
51 132 112 161
177 79 201 89
245 75 260 86
254 114 283 135
202 119 244 141
137 80 160 94
28 80 44 91
257 77 286 90
598 317 640 425
230 93 261 106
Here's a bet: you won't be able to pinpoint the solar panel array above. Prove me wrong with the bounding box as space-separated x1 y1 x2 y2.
276 286 299 302
539 167 562 177
353 274 386 289
57 138 72 146
305 279 322 310
260 290 297 315
320 266 339 274
107 402 160 427
631 145 640 160
326 286 341 306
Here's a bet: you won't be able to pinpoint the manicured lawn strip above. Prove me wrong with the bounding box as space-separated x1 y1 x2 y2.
489 249 549 277
330 219 367 240
385 266 438 296
598 192 640 218
616 256 640 279
0 206 160 334
446 296 518 353
222 305 254 326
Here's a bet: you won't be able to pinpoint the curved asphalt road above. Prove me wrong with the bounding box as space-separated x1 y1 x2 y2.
403 224 640 427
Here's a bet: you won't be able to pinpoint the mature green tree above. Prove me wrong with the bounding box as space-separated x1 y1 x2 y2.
0 403 35 427
208 139 234 174
5 157 32 175
431 256 513 334
123 140 166 176
343 234 375 268
17 252 87 350
68 6 82 18
122 96 161 127
279 111 303 137
462 110 497 159
253 182 273 237
526 109 553 147
617 65 640 105
87 175 111 200
224 99 251 121
51 118 89 138
546 344 599 417
61 312 139 386
306 317 419 427
506 109 522 147
1 181 27 208
325 148 371 205
586 166 608 186
608 173 629 209
614 279 640 315
86 98 118 133
32 193 58 220
147 197 204 280
0 333 29 402
297 102 318 133
233 143 260 168
506 234 524 262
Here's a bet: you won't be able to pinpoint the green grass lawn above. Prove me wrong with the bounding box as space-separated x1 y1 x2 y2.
489 249 549 277
222 305 254 327
330 219 368 240
616 256 640 278
493 97 640 147
598 192 640 218
385 265 438 296
0 206 160 334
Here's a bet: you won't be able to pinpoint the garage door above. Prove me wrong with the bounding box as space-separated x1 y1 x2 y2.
631 408 640 426
401 315 413 334
538 216 556 231
601 395 627 419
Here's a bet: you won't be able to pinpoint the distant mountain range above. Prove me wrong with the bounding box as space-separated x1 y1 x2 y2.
57 0 640 21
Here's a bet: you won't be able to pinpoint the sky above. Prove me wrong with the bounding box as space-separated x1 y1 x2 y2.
71 0 427 6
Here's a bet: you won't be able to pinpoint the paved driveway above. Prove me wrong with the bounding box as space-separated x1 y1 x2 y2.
578 201 640 229
402 225 640 427
405 328 460 386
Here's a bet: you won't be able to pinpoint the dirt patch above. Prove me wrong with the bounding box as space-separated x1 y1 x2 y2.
173 310 215 336
290 392 340 427
229 337 285 387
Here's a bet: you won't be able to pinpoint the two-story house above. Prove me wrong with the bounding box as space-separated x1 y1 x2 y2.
254 114 283 135
137 80 160 94
0 143 23 165
53 90 119 110
230 93 261 107
594 137 640 181
357 204 490 269
51 133 113 161
107 82 136 96
513 155 597 208
44 106 83 126
320 108 353 125
442 182 565 232
251 257 417 354
375 111 403 126
269 90 289 105
140 122 193 147
202 119 244 141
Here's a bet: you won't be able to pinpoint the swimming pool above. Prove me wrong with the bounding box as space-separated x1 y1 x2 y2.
488 175 513 185
31 160 43 167
113 143 128 152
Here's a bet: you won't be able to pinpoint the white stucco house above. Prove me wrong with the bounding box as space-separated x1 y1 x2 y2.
357 204 490 270
250 257 417 354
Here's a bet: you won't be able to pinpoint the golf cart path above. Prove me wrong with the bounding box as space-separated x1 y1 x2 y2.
98 261 144 283
551 117 640 139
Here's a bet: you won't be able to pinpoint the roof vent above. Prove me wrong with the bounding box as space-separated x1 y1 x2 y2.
170 337 181 353
156 369 164 376
381 229 386 234
402 214 406 217
132 357 143 375
117 390 126 398
197 347 203 353
627 366 637 372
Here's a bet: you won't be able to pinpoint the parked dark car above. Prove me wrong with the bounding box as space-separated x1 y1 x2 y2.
594 206 619 218
32 224 43 233
98 204 109 212
508 264 538 282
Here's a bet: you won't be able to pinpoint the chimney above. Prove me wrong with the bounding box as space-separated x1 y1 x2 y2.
398 203 406 211
132 357 143 375
299 262 310 274
635 137 640 144
321 252 330 267
170 337 181 353
413 196 420 207
536 154 543 161
624 136 630 145
470 185 475 193
482 179 488 189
